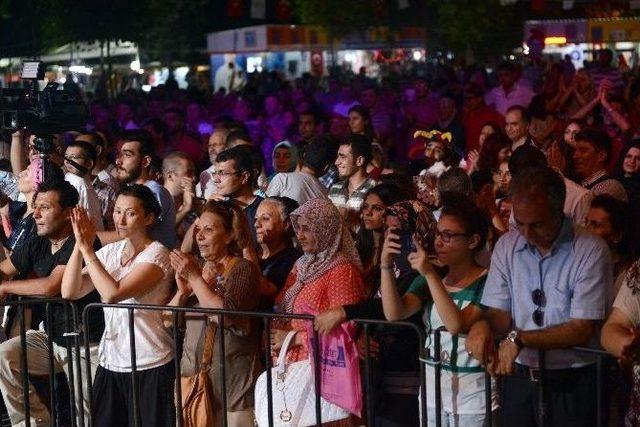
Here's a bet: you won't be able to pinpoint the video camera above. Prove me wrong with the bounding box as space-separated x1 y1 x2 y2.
0 61 87 154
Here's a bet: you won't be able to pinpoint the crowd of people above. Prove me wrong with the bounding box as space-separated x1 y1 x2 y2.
0 48 640 426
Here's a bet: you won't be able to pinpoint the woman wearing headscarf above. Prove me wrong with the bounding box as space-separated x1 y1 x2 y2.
314 199 437 427
269 140 299 179
271 198 365 355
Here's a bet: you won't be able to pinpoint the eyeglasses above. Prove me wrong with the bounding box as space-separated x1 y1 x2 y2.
532 288 546 327
65 154 88 161
435 230 470 243
212 170 241 178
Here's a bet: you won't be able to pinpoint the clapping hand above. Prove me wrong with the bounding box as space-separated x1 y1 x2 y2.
547 141 567 173
71 207 96 254
180 177 196 211
467 150 480 172
169 249 202 282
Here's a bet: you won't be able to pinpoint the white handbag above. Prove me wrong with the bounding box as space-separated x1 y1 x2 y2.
254 330 350 426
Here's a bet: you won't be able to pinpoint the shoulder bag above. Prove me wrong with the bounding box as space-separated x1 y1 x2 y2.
254 330 350 426
179 257 239 426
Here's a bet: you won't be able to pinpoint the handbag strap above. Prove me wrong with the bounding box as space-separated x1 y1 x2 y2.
275 330 298 377
199 256 240 370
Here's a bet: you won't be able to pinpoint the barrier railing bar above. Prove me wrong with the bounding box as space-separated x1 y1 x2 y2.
484 371 492 427
127 308 140 427
18 302 30 427
434 328 442 427
81 304 93 427
311 325 321 426
172 311 183 427
219 314 228 427
262 317 274 427
63 303 78 427
71 305 85 427
596 354 603 427
363 323 373 426
417 325 427 427
45 303 57 426
538 350 546 427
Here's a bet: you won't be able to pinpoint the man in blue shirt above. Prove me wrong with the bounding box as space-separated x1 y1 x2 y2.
466 166 611 426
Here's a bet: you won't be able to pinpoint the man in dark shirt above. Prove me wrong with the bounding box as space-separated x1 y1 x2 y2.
0 179 103 427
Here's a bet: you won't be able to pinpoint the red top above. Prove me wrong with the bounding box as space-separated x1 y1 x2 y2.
275 262 365 362
462 105 505 154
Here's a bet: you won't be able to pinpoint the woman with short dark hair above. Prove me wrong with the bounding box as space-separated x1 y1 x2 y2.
62 184 176 427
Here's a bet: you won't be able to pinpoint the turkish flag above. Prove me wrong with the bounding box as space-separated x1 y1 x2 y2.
276 0 292 21
532 0 546 11
227 0 245 19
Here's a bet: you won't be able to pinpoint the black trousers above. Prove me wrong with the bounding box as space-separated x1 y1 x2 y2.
500 364 597 427
92 361 175 427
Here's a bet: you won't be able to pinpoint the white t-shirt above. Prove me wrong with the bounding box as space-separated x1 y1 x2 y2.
95 240 174 372
65 172 105 231
266 172 328 206
484 83 534 116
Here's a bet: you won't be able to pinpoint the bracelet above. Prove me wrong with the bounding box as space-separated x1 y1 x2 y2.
380 265 393 271
85 256 99 267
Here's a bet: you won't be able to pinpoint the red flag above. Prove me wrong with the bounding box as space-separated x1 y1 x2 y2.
275 0 292 21
532 0 546 12
373 0 387 19
227 0 245 19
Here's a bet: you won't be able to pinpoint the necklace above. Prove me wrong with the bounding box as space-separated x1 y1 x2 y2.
50 236 69 252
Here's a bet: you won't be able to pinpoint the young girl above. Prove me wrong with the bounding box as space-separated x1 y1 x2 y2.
380 195 498 426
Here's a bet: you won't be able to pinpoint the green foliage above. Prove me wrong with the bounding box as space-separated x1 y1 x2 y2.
295 0 386 37
430 0 519 56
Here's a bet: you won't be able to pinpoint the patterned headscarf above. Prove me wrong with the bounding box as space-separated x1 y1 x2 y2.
280 198 362 313
624 260 640 295
385 200 437 280
385 200 437 253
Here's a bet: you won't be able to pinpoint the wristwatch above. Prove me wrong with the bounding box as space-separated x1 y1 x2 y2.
506 330 523 350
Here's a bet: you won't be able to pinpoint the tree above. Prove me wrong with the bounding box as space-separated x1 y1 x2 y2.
429 0 521 62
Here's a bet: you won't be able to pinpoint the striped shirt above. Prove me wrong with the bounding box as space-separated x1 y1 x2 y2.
328 176 377 213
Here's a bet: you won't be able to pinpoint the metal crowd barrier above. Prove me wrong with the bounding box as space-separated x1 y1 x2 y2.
79 303 429 427
0 297 84 427
0 298 618 427
428 327 614 427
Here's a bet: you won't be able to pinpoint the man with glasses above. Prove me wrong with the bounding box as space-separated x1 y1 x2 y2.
211 146 263 246
466 165 611 427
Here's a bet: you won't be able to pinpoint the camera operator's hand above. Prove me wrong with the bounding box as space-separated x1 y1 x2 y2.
11 130 23 143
